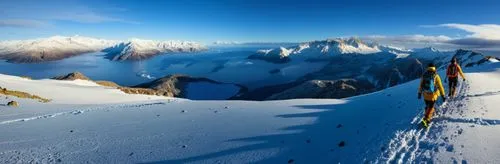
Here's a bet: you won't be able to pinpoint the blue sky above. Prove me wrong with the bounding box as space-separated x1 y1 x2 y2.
1 0 500 48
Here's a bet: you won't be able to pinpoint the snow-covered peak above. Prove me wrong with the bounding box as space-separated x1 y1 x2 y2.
411 47 439 53
250 37 383 63
296 37 381 55
0 35 118 53
104 39 207 61
407 47 451 60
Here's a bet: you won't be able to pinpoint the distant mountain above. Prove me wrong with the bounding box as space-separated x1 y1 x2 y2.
0 36 207 63
248 37 383 63
103 39 207 61
0 36 118 63
407 47 452 60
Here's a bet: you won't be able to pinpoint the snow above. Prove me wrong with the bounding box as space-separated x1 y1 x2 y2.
489 58 499 63
0 74 166 104
1 62 500 163
125 38 206 53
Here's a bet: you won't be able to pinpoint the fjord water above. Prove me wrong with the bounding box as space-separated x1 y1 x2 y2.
0 45 326 89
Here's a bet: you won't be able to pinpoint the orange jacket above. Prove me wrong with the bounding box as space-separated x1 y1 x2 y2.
418 67 445 101
446 63 466 79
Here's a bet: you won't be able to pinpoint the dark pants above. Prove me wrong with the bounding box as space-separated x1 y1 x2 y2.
448 77 458 89
448 77 458 96
424 100 436 121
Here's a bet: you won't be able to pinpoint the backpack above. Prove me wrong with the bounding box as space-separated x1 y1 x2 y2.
447 64 459 77
422 71 436 94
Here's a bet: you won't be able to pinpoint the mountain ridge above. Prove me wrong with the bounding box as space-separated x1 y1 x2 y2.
0 36 207 63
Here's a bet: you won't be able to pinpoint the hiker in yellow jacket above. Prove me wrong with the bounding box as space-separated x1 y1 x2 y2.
445 57 466 97
418 63 446 127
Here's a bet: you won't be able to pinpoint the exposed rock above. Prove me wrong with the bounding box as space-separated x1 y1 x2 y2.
0 87 50 103
95 81 121 88
134 74 247 98
52 72 90 81
7 101 18 107
52 72 245 99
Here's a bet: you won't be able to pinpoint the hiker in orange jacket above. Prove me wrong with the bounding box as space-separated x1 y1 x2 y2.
445 57 466 97
418 63 446 126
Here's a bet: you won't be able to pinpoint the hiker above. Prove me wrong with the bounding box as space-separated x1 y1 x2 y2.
418 63 446 127
445 57 466 98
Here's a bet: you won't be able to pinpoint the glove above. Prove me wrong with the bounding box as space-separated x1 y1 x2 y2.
442 96 446 102
418 93 422 99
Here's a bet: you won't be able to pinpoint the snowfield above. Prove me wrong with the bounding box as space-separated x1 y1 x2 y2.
1 62 500 163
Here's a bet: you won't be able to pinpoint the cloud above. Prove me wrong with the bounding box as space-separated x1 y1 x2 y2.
52 12 139 24
360 35 458 49
0 1 139 26
438 24 500 40
364 35 452 44
0 19 50 28
422 23 500 48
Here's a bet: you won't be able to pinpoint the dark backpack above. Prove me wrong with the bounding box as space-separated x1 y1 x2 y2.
422 71 436 93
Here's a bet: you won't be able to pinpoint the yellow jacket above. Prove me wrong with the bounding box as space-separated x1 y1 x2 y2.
418 67 445 101
447 63 466 79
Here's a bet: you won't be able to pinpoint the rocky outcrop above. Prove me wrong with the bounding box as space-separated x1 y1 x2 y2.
51 72 246 99
266 79 374 100
0 86 50 103
51 72 90 81
134 74 247 98
7 101 19 107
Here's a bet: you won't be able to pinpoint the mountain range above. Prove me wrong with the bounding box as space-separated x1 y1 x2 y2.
237 38 497 100
0 36 207 63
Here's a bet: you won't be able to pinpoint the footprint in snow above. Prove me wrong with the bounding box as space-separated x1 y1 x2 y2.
446 145 454 152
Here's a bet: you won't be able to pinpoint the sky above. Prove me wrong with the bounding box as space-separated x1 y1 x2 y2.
1 0 500 50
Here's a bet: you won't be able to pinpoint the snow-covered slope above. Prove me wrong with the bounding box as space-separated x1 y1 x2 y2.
0 36 207 63
0 36 118 63
1 62 500 163
103 39 207 61
0 74 166 104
